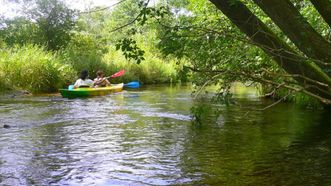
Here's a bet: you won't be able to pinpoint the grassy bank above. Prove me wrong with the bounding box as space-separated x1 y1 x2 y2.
0 44 182 93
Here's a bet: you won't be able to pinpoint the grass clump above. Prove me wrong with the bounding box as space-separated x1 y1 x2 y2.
0 45 75 93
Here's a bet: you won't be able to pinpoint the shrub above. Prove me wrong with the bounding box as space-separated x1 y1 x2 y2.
61 33 108 79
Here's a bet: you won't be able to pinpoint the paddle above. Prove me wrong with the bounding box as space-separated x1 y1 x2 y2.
124 81 140 88
106 69 125 79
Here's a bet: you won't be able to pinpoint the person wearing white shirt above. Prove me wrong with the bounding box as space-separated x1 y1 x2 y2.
74 69 94 88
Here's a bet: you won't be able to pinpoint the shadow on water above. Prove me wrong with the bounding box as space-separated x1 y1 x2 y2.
248 111 331 185
181 94 331 185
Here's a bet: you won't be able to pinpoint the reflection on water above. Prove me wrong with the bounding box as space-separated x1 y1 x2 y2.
0 84 330 185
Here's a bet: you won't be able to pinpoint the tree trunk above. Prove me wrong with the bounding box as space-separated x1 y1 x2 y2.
208 0 331 102
252 0 331 73
310 0 331 28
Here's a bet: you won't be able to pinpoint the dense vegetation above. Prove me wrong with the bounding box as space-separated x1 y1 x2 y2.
148 0 330 106
1 0 331 107
0 0 183 93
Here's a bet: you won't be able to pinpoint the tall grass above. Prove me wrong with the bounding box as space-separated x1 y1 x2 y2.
0 34 184 93
0 45 75 93
103 46 179 84
0 65 9 91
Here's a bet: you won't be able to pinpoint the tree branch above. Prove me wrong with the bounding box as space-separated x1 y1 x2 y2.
259 91 292 110
109 0 150 32
242 71 331 105
209 0 331 101
261 68 330 88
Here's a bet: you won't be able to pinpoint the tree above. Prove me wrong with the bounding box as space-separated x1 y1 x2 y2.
0 17 38 46
145 0 330 105
27 0 77 50
204 0 331 104
0 0 77 50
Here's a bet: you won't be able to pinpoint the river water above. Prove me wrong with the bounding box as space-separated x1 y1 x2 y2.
0 85 330 185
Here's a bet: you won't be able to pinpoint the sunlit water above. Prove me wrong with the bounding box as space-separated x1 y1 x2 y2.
0 85 330 185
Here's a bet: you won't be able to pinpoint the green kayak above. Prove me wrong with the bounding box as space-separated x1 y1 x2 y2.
59 83 124 99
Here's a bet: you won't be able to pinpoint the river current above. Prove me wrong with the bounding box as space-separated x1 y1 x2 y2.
0 85 330 185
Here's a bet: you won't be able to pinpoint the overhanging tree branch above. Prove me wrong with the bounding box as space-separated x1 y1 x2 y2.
110 0 151 32
252 0 331 72
242 71 331 105
209 0 331 101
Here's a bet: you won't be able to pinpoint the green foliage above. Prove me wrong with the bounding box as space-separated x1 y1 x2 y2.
191 103 210 126
261 86 322 108
0 17 38 47
157 0 278 88
291 93 322 108
104 46 178 84
61 32 107 78
297 1 330 39
30 0 77 50
115 38 145 64
191 97 223 126
0 64 9 91
0 0 77 51
0 45 75 93
0 0 184 93
0 0 330 107
86 0 184 83
154 0 331 106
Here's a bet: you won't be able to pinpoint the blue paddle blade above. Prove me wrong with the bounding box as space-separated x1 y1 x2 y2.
124 81 140 88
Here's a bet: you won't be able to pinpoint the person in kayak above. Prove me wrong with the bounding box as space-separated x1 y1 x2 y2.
73 69 94 88
93 70 111 87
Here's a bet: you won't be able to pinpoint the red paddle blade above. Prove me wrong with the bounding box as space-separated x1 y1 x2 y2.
111 70 125 78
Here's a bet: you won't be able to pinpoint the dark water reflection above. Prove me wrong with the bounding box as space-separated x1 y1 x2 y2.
0 85 330 185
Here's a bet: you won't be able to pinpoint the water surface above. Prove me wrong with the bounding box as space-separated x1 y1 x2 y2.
0 85 330 185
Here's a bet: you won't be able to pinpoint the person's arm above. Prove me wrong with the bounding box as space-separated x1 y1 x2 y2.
93 78 103 86
105 78 111 86
73 79 80 89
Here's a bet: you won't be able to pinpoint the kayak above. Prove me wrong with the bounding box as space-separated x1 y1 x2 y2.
59 83 124 99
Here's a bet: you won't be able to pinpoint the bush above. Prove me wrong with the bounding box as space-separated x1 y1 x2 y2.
61 33 108 79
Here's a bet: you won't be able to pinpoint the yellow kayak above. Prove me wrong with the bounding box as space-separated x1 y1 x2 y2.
59 83 123 98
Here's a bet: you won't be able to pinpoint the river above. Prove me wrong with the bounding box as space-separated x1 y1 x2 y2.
0 84 330 185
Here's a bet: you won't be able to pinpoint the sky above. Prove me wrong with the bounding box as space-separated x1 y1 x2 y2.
0 0 20 18
0 0 118 19
67 0 118 11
